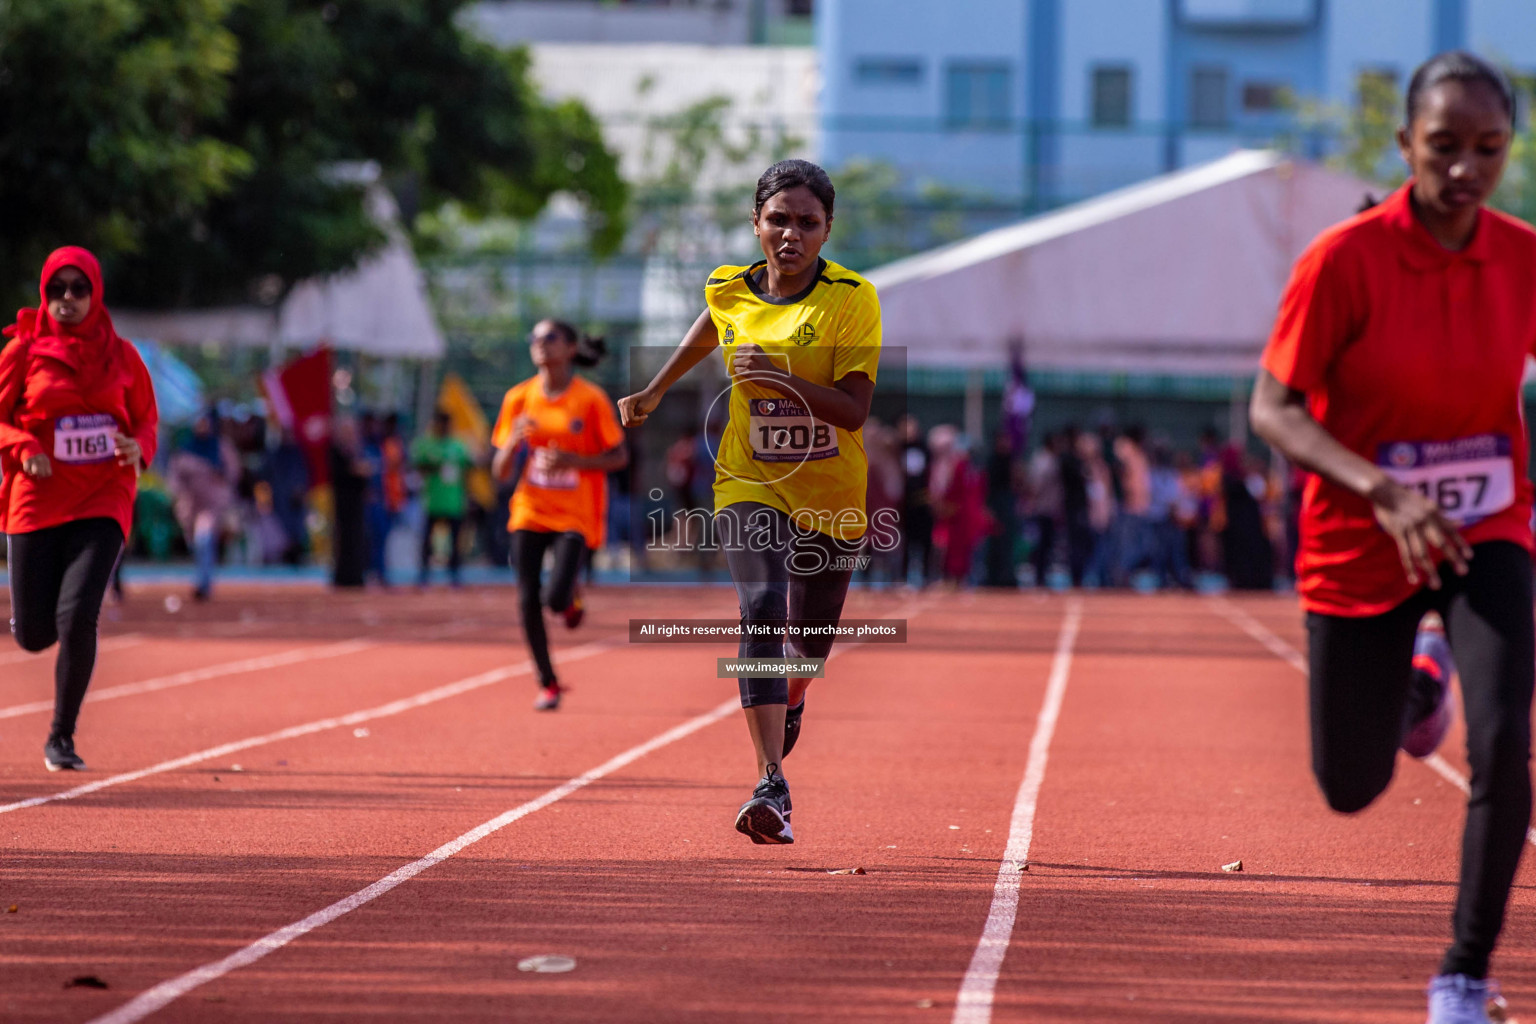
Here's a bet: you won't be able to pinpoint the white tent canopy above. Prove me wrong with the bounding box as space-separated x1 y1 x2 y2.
114 186 445 360
865 150 1378 376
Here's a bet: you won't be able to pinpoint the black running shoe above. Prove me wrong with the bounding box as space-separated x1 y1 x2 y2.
782 698 805 759
44 735 86 772
734 764 794 845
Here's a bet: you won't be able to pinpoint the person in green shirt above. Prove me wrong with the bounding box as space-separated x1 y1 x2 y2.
411 410 475 587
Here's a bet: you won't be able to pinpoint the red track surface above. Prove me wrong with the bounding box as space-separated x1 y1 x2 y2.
0 585 1532 1022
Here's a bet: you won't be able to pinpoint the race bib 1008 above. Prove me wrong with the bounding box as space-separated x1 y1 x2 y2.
748 397 838 464
1377 433 1516 526
53 414 118 465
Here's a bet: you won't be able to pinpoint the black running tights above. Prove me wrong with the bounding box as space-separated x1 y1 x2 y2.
7 517 124 739
512 529 587 686
1306 540 1534 979
716 502 855 708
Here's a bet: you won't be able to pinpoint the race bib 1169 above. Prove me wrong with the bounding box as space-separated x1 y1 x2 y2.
53 414 118 465
1377 433 1516 526
748 398 838 464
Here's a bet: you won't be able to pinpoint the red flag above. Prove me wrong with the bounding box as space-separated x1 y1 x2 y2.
262 346 333 484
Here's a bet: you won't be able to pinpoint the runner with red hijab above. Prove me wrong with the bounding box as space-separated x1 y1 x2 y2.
0 247 159 771
1252 53 1534 1024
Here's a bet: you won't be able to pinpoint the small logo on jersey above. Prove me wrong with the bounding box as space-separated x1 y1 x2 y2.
758 401 776 413
1387 443 1418 468
569 418 584 434
722 325 736 344
792 322 817 346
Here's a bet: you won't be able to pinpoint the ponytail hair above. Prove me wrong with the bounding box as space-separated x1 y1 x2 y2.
543 318 608 368
575 334 606 368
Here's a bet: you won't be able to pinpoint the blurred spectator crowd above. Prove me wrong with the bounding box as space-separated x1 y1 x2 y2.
13 400 1295 595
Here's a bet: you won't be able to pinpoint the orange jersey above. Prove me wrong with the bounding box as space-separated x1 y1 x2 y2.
492 375 624 548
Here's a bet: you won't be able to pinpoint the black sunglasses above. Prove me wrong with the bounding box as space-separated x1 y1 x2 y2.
45 279 92 301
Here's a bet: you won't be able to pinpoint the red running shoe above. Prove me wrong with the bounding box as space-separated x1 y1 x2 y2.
534 683 561 711
563 595 585 630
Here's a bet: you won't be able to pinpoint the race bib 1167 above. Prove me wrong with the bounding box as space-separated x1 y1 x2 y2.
748 397 838 464
1377 433 1516 526
53 414 118 465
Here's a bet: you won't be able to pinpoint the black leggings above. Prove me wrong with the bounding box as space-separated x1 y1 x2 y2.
716 502 856 708
419 516 463 582
1307 540 1534 979
7 518 125 739
512 529 587 686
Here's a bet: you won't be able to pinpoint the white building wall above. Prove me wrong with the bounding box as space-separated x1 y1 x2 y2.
1467 0 1536 74
529 44 820 190
1057 0 1168 199
1323 0 1433 100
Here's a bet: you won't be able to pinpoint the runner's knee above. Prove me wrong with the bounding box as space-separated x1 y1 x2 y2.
13 619 56 652
739 585 787 624
1315 762 1392 814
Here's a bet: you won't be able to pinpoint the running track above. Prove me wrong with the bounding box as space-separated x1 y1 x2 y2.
1 584 1533 1022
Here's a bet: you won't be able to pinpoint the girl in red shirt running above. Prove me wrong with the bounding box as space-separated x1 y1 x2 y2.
0 247 159 771
1252 53 1535 1024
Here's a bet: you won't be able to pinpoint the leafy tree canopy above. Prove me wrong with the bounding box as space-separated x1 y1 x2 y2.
0 0 627 309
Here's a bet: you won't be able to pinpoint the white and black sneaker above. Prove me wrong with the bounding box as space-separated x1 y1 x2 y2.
44 735 86 772
735 764 794 845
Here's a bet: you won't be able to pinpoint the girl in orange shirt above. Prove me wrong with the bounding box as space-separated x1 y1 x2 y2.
492 320 627 710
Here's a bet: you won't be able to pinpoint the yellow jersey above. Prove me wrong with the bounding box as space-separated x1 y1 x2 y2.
705 257 882 541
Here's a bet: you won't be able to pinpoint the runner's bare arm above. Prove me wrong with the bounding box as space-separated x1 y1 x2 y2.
731 344 873 431
1250 368 1470 588
619 311 721 426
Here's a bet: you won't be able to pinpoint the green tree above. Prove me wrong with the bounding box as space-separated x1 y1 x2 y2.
0 0 627 309
0 0 252 304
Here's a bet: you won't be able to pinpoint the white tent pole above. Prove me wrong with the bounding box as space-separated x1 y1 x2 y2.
964 368 984 443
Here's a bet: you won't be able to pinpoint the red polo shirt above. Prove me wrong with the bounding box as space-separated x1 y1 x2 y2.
1262 183 1536 616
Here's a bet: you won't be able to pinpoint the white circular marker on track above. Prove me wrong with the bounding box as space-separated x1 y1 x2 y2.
517 955 577 974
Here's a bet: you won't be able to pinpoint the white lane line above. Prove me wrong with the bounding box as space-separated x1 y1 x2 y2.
0 633 143 668
84 691 739 1024
952 598 1083 1024
0 641 376 721
0 640 618 816
1209 596 1536 847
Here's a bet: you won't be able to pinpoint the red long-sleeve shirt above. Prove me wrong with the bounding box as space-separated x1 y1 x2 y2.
0 337 159 539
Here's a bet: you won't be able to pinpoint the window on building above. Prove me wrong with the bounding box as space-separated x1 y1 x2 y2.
1241 81 1286 112
855 57 923 86
1091 66 1133 128
1190 67 1229 129
946 62 1012 130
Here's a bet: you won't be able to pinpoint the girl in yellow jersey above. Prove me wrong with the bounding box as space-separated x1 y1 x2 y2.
620 160 881 844
493 320 628 711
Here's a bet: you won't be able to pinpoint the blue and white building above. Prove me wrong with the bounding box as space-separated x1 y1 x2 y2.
819 0 1536 207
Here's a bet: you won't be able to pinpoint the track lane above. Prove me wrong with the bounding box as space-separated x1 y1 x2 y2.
985 593 1536 1023
3 592 1069 1024
73 596 1064 1023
